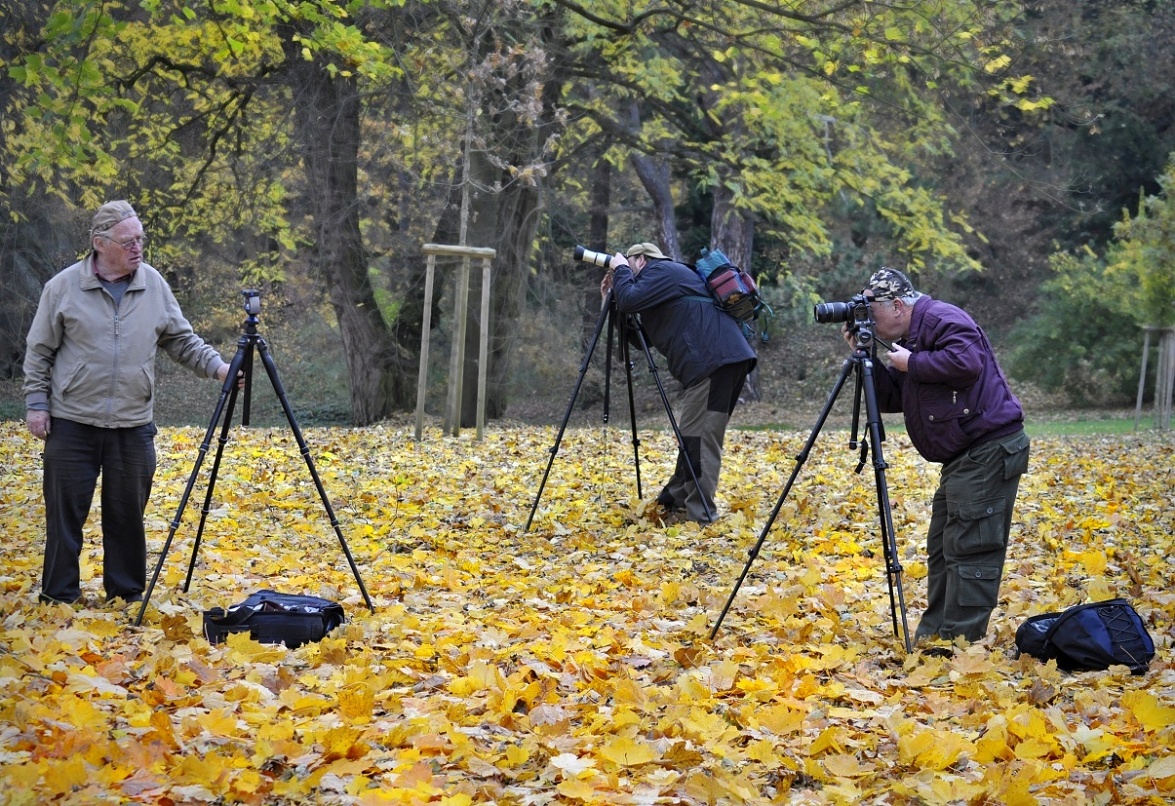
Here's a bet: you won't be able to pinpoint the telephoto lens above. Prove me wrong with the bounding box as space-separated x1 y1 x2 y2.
573 245 613 269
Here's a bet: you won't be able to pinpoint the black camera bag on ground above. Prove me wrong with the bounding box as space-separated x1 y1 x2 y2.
1014 598 1155 675
203 590 345 648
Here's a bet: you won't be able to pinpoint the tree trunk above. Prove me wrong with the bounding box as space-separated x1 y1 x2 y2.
710 180 754 273
710 175 761 401
629 152 680 261
284 36 401 426
454 154 542 426
583 149 612 345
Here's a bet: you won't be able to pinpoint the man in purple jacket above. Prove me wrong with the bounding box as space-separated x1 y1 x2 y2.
856 267 1030 645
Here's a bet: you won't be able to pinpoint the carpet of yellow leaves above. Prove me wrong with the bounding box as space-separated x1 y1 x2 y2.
1 418 1173 805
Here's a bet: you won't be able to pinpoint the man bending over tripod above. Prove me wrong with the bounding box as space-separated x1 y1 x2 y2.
849 267 1030 644
602 242 756 524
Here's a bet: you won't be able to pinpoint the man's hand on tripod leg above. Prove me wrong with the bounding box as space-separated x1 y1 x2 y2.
215 365 246 389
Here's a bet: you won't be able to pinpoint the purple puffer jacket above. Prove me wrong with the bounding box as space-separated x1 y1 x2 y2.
871 296 1023 464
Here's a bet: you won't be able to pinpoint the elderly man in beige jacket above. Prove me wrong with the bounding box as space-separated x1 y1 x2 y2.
24 200 232 605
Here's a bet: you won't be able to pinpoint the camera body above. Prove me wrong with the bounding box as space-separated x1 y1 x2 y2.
813 294 876 347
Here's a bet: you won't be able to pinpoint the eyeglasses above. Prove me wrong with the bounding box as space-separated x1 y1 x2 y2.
102 234 148 250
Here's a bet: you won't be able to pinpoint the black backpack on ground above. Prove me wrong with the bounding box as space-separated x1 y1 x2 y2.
203 590 345 648
1014 598 1155 675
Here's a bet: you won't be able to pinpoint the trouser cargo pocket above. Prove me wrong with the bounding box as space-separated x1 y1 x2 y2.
957 564 1001 608
953 497 1007 555
1000 431 1030 481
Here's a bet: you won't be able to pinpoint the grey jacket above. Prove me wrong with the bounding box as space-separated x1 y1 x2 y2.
23 255 227 428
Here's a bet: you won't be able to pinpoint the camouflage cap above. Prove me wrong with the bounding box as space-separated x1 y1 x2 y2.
91 200 138 236
626 242 668 260
865 267 916 301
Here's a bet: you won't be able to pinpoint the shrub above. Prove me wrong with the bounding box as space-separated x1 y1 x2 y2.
1005 249 1146 407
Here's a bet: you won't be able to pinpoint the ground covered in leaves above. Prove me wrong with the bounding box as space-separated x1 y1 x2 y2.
1 417 1173 805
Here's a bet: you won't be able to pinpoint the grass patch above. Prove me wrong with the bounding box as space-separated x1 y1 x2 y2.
1026 413 1161 436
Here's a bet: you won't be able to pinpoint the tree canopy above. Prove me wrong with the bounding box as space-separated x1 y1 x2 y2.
0 0 1134 422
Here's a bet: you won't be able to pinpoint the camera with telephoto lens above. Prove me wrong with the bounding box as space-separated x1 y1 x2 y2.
574 245 614 269
814 293 877 346
813 293 874 325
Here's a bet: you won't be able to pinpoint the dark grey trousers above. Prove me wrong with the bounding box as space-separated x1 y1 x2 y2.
915 429 1030 642
40 418 157 603
658 360 752 523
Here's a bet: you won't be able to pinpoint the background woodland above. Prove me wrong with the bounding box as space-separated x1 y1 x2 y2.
2 0 1175 426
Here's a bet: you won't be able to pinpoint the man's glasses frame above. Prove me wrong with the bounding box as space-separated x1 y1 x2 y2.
101 234 148 250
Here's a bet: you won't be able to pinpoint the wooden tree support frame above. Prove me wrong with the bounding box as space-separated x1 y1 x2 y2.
415 243 496 441
1134 325 1175 431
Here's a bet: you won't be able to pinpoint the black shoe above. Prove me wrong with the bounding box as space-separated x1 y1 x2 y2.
656 491 682 509
106 593 144 604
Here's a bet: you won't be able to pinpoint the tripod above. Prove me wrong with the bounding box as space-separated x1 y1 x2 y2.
525 288 711 530
134 290 374 627
710 321 911 652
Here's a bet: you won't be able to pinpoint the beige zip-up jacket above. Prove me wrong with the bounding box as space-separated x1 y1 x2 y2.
23 254 228 428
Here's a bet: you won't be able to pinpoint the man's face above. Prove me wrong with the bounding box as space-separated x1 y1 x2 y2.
95 217 146 274
628 254 648 274
866 295 909 341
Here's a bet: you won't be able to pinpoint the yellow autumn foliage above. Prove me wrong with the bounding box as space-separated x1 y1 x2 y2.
0 419 1172 804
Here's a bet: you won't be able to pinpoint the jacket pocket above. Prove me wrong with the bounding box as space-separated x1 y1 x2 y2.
920 387 975 461
956 564 1001 608
952 497 1007 556
136 363 155 405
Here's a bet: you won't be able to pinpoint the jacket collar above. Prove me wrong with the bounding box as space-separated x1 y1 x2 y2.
79 252 147 291
902 294 932 348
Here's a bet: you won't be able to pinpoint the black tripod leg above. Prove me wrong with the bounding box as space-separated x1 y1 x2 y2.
858 355 912 652
619 319 643 499
525 293 613 530
603 301 614 425
628 322 712 522
850 355 865 457
183 369 244 592
710 355 855 639
254 339 375 611
134 345 248 627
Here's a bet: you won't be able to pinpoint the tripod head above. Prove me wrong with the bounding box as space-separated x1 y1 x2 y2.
242 289 261 333
848 317 878 355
